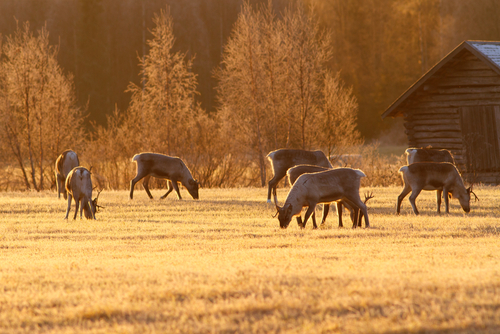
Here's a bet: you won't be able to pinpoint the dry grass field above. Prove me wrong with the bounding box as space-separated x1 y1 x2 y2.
1 185 500 333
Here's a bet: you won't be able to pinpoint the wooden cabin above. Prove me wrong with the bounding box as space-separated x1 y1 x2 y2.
382 41 500 184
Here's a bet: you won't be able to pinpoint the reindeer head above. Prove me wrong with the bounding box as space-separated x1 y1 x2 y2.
275 203 293 229
187 179 200 200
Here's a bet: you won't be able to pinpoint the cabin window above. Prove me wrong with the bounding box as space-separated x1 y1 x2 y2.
460 106 500 172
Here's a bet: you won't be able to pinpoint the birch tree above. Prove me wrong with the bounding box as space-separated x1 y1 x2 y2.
0 23 84 191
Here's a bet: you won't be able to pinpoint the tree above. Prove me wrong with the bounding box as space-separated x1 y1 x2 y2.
217 0 334 185
0 22 85 191
127 7 198 156
280 2 332 149
316 72 362 160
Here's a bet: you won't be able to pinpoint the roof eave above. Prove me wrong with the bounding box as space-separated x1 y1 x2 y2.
381 40 500 119
381 41 469 119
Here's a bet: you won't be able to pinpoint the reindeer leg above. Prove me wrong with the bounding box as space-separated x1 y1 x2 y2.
267 174 284 204
171 181 182 200
443 188 450 214
343 197 367 228
130 172 147 200
336 202 344 227
436 190 442 214
64 194 72 219
320 204 330 226
79 199 85 219
142 175 154 199
409 189 422 215
74 199 80 220
295 216 304 228
397 184 412 214
311 211 318 229
302 205 316 229
160 180 174 200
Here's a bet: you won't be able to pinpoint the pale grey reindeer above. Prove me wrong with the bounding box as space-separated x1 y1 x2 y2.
55 150 79 199
286 165 372 228
397 162 477 215
405 147 455 213
64 167 96 220
276 168 369 229
130 153 199 200
267 149 332 204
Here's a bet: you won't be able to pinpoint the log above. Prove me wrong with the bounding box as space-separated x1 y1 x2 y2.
436 70 497 78
413 131 462 139
416 92 500 103
452 60 492 71
414 100 500 109
434 86 500 95
411 119 460 126
416 137 463 143
435 76 500 87
413 124 461 132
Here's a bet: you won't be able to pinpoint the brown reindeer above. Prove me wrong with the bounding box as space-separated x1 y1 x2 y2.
397 162 477 215
130 153 199 200
267 149 332 204
55 150 79 199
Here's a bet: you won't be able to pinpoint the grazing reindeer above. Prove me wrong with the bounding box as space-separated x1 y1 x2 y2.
286 165 373 228
405 147 455 213
64 167 96 220
130 153 199 200
276 168 369 229
55 150 79 199
397 162 477 215
267 149 332 204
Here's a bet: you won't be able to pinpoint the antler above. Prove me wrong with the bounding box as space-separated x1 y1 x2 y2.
92 189 104 212
364 191 374 204
470 189 479 202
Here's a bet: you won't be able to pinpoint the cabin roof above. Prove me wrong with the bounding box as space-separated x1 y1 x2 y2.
381 41 500 119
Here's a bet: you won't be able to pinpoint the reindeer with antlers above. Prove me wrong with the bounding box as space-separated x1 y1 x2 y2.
286 165 373 228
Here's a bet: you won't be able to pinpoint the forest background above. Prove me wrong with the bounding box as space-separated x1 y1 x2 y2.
1 0 500 192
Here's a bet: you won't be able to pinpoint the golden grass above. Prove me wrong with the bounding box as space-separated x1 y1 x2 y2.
1 186 500 333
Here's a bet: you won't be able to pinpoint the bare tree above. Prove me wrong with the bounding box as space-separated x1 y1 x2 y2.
0 22 84 191
217 0 334 186
316 71 362 160
280 2 332 149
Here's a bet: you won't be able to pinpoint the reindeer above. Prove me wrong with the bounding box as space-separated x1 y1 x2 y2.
267 149 332 204
130 153 199 200
286 165 373 228
397 162 477 215
405 147 455 165
64 167 96 220
276 168 369 229
55 150 79 199
404 147 456 213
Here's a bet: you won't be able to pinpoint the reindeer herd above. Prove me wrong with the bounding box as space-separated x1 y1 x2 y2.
56 147 477 228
